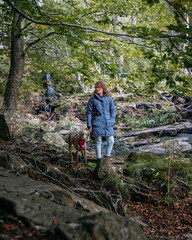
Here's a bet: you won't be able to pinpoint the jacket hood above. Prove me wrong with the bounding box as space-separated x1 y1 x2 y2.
94 93 107 101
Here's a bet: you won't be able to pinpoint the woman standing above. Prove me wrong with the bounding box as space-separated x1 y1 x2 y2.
87 81 116 161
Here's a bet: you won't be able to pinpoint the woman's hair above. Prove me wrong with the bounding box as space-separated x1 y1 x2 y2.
93 81 111 97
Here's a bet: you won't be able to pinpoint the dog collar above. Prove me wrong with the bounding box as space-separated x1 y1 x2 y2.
78 139 86 151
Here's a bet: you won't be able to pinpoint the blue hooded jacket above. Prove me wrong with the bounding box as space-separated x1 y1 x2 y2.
86 93 116 138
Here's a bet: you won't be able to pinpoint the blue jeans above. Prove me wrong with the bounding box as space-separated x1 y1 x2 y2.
95 136 114 159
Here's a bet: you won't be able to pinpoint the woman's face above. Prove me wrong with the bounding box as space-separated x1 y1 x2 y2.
95 85 104 95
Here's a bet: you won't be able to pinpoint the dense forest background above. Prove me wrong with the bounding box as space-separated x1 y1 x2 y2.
0 1 192 240
0 0 191 107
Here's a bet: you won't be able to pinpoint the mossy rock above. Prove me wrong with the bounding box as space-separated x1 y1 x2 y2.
126 151 158 163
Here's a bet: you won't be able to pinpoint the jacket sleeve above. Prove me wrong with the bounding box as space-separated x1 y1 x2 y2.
110 98 116 125
86 97 93 128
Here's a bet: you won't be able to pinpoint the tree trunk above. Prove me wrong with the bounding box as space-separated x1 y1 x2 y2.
0 12 25 140
2 12 25 112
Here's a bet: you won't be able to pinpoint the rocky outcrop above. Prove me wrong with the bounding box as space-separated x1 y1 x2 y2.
42 132 67 148
114 92 192 121
0 112 24 140
0 150 28 171
0 170 147 240
134 136 192 154
94 156 125 178
122 122 192 138
116 122 192 154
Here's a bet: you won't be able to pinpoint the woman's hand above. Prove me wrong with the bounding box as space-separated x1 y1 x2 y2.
88 127 92 132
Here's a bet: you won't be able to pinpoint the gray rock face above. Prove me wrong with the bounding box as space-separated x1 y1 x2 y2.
134 136 192 154
0 112 24 140
56 212 146 240
4 112 24 138
182 110 192 119
0 170 108 215
42 132 67 148
116 122 192 154
94 156 125 178
94 157 109 179
0 151 28 171
122 122 192 139
0 170 147 240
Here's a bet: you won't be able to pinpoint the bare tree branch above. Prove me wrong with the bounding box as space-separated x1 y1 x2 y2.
0 79 8 85
5 0 143 39
61 0 78 9
5 0 190 48
83 0 89 7
25 31 57 53
21 22 32 31
164 0 192 28
22 26 36 33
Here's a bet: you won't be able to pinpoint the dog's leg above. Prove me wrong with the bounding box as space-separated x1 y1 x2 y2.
83 148 87 165
80 151 84 164
76 150 79 165
69 144 73 163
80 149 86 165
68 135 73 163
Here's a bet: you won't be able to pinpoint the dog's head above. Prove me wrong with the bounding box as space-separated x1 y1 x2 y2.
79 130 89 141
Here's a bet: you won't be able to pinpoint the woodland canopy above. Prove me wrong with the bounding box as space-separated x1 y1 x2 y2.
0 0 191 110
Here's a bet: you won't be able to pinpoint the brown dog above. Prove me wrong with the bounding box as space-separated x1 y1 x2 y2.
68 130 89 165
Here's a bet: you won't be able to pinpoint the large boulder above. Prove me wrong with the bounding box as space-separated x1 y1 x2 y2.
0 112 24 139
30 91 43 112
94 156 125 179
0 170 147 240
42 132 67 148
0 150 28 171
0 170 108 214
122 122 192 139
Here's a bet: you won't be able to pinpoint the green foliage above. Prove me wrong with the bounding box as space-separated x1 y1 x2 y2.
125 151 192 185
24 121 42 134
0 54 9 95
103 176 131 200
141 0 192 93
1 0 192 98
117 110 176 131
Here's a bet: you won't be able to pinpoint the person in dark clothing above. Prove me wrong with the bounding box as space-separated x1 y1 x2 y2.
86 81 116 161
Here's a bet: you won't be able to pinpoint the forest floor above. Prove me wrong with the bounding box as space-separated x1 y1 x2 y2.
1 92 192 239
127 192 192 239
0 137 191 240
